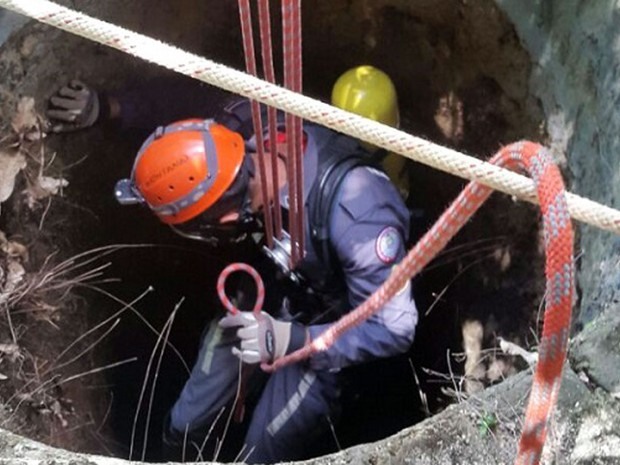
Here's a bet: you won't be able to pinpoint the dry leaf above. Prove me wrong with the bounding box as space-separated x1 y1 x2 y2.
0 231 29 262
434 91 464 143
3 240 28 262
16 393 34 403
0 150 27 203
500 247 511 271
11 97 38 133
32 300 61 329
493 246 512 271
498 337 538 365
6 260 25 288
25 175 69 208
0 343 20 356
0 260 26 304
51 400 69 428
0 343 22 363
38 175 68 195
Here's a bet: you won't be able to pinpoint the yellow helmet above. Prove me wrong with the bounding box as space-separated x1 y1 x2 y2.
331 65 399 128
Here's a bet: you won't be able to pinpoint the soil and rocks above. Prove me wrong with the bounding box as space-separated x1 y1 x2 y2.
1 367 619 464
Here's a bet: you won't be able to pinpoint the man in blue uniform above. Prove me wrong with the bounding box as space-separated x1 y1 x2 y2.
47 77 418 463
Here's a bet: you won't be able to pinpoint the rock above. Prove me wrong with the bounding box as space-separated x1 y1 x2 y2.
1 367 618 464
572 302 620 396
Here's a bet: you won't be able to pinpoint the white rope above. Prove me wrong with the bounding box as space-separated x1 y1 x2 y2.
3 0 620 236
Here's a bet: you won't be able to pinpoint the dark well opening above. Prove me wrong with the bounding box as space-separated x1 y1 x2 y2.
1 0 547 461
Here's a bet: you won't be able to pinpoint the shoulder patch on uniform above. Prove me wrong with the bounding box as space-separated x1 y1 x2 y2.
375 226 400 264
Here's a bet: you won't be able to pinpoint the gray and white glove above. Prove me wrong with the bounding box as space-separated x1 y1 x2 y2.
219 311 308 364
46 80 100 132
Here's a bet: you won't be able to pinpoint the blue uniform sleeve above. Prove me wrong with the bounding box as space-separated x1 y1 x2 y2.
307 166 418 371
109 74 232 131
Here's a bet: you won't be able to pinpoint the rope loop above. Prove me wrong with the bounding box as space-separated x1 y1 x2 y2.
217 262 265 314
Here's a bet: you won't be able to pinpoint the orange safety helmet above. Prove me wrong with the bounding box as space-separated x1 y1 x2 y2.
115 119 247 225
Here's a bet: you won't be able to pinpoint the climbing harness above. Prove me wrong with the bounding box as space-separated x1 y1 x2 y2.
216 98 375 287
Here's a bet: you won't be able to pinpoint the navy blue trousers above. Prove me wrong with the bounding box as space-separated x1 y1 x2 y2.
168 319 341 463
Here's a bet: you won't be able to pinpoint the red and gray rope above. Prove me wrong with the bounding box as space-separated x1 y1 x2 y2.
217 262 266 315
282 0 305 265
237 0 275 250
292 0 305 262
238 0 304 259
257 0 284 240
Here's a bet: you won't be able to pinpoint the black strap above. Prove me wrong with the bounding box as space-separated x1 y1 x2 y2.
305 127 376 273
308 153 370 269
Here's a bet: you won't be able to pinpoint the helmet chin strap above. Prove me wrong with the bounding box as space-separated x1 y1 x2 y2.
169 214 263 246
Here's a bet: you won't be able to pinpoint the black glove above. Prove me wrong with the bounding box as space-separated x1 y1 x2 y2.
46 80 100 132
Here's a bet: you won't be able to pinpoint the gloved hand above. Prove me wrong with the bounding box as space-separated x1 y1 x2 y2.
219 311 308 364
46 80 100 132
